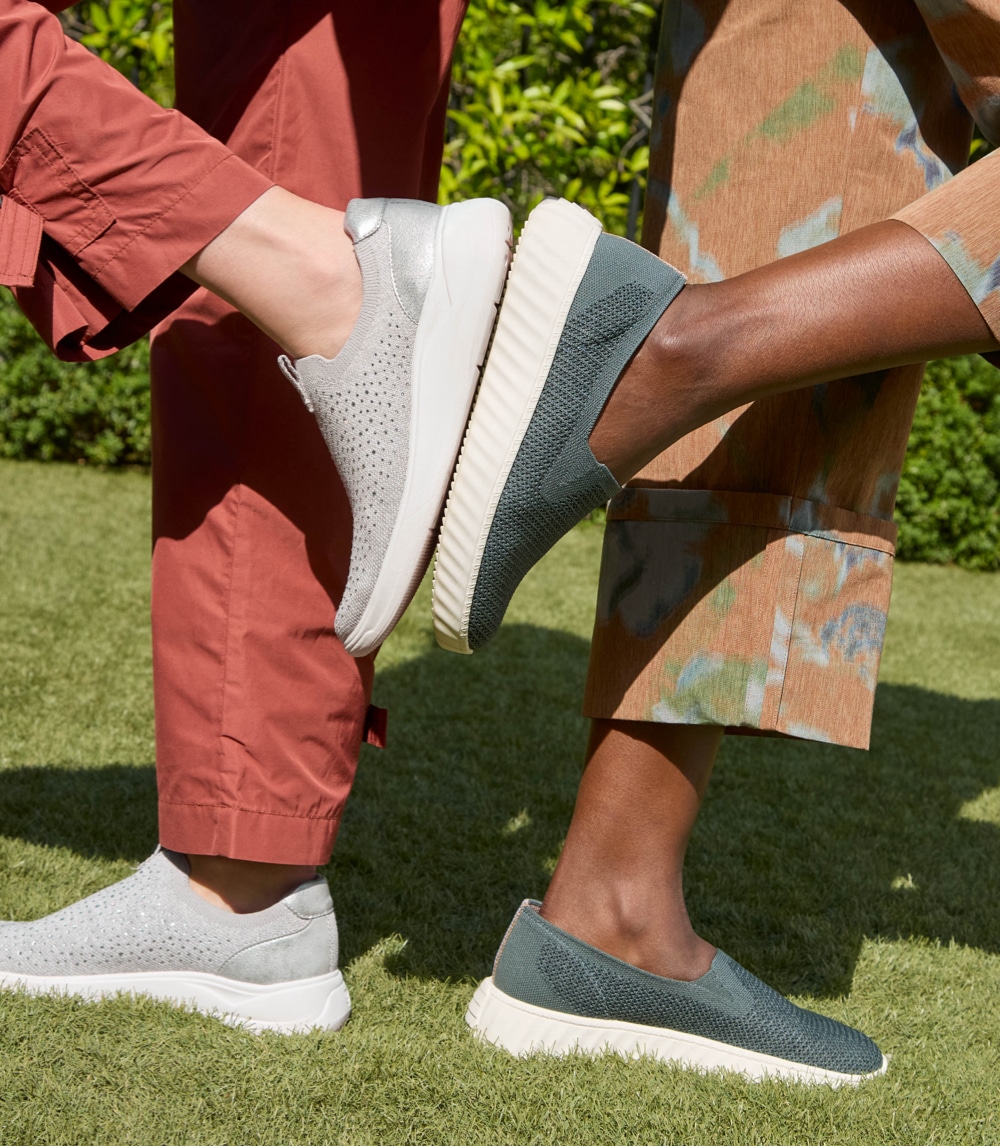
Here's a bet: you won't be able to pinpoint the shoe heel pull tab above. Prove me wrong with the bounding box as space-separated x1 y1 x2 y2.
277 354 315 413
344 197 387 244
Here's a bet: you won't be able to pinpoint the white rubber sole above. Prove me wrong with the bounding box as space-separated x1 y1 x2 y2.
341 197 512 657
431 198 602 654
466 978 888 1087
0 966 351 1035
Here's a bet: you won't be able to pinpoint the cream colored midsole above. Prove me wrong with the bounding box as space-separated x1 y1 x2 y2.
432 198 602 654
465 977 887 1087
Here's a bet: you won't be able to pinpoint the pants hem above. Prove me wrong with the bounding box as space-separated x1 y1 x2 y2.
158 800 341 866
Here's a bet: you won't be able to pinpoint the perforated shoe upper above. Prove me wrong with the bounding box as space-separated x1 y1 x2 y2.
278 199 442 644
0 849 338 984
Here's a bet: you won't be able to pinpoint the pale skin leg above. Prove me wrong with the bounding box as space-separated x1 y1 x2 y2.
543 220 998 977
182 186 363 361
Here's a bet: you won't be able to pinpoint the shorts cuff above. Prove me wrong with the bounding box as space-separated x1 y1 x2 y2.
892 155 1000 342
583 488 896 749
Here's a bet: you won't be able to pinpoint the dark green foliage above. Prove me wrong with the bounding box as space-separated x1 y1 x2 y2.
0 300 150 467
896 355 1000 571
443 0 659 233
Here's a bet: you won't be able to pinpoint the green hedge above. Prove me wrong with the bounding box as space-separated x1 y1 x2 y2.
895 355 1000 570
0 299 150 467
1 292 998 568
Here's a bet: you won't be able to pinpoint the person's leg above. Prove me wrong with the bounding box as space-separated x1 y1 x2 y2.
0 0 273 358
0 0 501 1031
150 0 472 912
0 0 447 367
181 185 361 360
540 721 721 980
588 216 995 482
458 0 992 1083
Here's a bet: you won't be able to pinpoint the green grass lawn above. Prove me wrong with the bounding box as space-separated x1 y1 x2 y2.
0 459 998 1145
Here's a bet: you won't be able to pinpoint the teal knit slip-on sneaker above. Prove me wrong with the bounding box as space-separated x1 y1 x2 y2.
466 901 888 1087
432 197 685 654
280 196 511 658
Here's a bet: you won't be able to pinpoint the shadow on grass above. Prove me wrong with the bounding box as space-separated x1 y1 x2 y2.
0 763 156 863
1 624 998 1000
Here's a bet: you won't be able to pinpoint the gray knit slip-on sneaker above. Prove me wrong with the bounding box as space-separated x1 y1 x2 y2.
432 197 685 654
0 848 350 1034
466 901 888 1087
279 196 511 658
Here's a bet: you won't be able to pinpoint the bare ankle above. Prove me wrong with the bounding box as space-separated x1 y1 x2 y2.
186 854 318 914
182 187 362 360
588 283 719 483
540 884 715 981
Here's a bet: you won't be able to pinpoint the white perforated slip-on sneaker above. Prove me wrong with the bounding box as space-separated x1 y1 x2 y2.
0 849 350 1034
279 196 512 658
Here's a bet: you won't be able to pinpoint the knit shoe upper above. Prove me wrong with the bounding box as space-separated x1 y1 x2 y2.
0 849 350 1032
279 198 431 648
468 900 886 1083
280 196 511 658
0 848 339 982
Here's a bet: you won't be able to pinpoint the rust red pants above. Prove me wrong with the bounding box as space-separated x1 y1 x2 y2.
151 0 465 864
0 0 271 355
1 0 465 864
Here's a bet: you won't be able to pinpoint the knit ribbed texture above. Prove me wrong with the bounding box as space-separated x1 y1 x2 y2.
493 902 884 1076
467 233 685 651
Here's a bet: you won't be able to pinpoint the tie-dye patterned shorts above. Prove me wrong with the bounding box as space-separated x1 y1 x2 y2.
584 0 1000 748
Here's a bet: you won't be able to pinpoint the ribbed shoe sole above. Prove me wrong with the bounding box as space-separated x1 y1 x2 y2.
342 198 512 657
432 198 602 654
466 977 888 1087
0 967 351 1035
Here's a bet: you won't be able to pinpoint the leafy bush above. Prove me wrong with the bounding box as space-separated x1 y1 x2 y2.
896 355 1000 570
61 1 174 106
0 300 150 467
442 0 658 233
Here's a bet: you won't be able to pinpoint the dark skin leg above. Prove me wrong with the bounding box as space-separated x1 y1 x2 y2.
590 220 997 482
551 220 998 979
541 721 722 980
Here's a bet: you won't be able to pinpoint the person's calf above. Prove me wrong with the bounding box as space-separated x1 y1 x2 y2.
540 720 721 982
589 219 999 485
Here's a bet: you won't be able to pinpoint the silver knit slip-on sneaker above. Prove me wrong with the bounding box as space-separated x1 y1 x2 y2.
0 848 350 1034
432 197 685 654
467 902 888 1087
279 196 511 658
